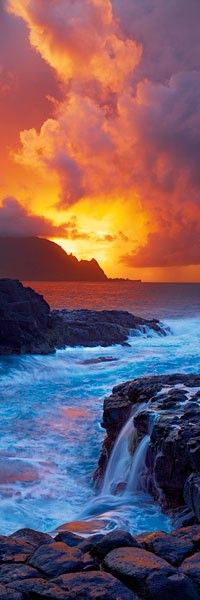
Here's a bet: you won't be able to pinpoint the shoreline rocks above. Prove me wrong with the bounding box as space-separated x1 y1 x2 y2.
94 374 200 526
0 525 199 598
0 279 167 355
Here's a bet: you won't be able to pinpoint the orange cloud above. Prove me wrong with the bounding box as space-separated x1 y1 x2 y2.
1 0 200 279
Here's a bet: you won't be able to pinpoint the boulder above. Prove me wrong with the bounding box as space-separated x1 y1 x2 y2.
138 528 196 565
9 527 52 548
104 546 174 593
0 564 40 585
90 529 141 559
181 551 200 591
29 541 84 577
0 536 36 562
54 531 84 547
53 571 139 599
145 571 199 600
7 578 69 599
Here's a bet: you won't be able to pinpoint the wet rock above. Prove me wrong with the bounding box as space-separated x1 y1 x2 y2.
0 279 53 355
29 541 84 577
0 585 23 600
145 571 199 600
181 551 200 591
139 529 195 565
95 374 200 516
80 357 118 365
1 280 167 356
53 570 139 599
54 308 167 349
91 529 141 559
54 531 84 547
0 564 40 585
184 474 200 522
8 578 69 599
82 552 99 572
79 534 104 554
9 527 52 548
0 536 36 562
104 546 174 593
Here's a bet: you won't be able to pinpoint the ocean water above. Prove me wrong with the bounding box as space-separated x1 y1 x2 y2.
0 282 199 536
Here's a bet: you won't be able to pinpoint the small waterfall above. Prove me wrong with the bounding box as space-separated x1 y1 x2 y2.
127 412 157 493
101 403 146 496
126 435 150 492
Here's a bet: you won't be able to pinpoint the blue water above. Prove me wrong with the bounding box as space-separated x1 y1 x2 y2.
0 283 199 536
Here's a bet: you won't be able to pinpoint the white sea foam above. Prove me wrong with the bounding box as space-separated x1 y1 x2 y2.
0 315 199 535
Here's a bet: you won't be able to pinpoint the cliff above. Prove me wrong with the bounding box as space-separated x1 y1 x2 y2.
0 237 107 281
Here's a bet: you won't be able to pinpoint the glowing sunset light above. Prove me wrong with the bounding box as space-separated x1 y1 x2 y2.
0 0 200 280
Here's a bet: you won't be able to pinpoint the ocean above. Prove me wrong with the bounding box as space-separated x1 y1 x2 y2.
0 282 199 536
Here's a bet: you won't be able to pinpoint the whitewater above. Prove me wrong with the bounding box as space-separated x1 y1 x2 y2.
0 309 200 536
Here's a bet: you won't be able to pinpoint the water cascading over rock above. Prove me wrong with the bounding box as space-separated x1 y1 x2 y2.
101 403 151 497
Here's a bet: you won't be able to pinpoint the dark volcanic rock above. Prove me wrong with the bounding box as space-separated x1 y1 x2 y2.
0 563 40 584
184 474 200 522
104 546 174 593
0 279 54 355
145 571 199 600
138 528 195 566
9 527 52 548
8 577 69 599
0 525 200 598
53 571 138 599
0 535 36 562
52 308 167 348
0 279 168 354
29 541 84 577
54 531 84 547
95 374 200 517
90 529 141 559
181 551 200 591
0 585 23 600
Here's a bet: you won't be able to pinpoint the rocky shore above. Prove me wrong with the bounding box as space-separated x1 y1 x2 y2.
0 524 200 598
0 279 167 354
95 374 200 526
1 278 200 598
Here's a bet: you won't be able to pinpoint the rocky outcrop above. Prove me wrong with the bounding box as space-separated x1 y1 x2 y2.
0 279 168 355
94 374 200 524
0 525 200 598
52 308 167 348
0 279 55 355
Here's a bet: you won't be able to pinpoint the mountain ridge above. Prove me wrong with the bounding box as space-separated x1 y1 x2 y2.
0 236 107 281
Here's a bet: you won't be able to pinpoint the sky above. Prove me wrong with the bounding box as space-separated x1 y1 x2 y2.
0 0 200 281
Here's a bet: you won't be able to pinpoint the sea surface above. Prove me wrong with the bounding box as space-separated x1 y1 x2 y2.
0 282 199 536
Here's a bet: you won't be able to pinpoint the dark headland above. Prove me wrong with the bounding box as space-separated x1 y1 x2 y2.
0 237 107 282
0 236 141 283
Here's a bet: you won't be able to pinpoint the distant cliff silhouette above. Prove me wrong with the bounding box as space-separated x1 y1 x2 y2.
0 237 107 281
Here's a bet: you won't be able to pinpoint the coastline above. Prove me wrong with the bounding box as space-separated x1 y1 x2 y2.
0 279 200 598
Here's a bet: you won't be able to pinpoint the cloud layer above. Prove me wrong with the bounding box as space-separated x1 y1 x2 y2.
0 197 68 237
2 0 200 272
